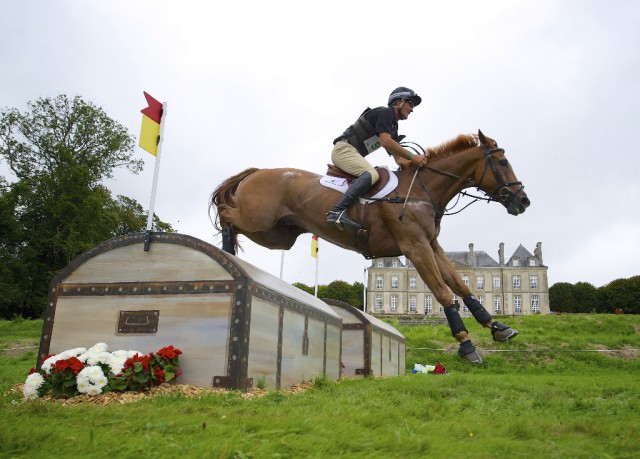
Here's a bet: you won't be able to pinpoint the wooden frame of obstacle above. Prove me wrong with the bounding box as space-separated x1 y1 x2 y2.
322 299 406 377
37 232 342 391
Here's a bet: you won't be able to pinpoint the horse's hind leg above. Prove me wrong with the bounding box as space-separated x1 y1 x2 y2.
432 241 519 342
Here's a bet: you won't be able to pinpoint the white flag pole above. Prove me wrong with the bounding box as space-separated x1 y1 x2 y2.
314 246 319 297
279 250 285 279
144 102 167 251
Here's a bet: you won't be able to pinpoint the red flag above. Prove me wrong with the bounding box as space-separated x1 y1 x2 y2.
139 91 163 155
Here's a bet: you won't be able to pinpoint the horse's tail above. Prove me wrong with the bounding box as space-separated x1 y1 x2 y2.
209 168 260 250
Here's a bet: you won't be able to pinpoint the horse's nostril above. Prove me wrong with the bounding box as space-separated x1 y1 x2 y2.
521 196 531 207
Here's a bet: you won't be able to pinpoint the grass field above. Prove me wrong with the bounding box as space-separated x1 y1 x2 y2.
1 315 639 458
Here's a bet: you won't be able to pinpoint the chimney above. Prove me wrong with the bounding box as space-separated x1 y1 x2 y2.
498 242 505 266
468 243 475 267
535 242 543 264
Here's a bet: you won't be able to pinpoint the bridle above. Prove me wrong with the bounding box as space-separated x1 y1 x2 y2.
476 144 525 207
395 141 525 217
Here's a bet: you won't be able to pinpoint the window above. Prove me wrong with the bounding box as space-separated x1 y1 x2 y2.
514 295 522 313
375 294 383 312
376 259 383 268
529 259 537 266
513 275 521 289
476 276 484 290
530 275 538 289
425 295 433 314
376 275 383 289
493 295 502 314
391 275 399 289
462 275 469 286
531 295 540 313
512 259 520 267
392 259 398 267
391 294 398 312
409 276 417 290
493 276 501 289
409 296 417 313
477 295 484 306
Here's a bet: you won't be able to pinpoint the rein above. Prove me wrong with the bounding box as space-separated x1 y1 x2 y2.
367 141 525 217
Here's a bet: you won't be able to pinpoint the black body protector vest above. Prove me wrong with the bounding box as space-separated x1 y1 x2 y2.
335 107 400 157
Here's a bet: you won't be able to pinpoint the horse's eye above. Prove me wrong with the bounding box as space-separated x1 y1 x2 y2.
498 159 509 167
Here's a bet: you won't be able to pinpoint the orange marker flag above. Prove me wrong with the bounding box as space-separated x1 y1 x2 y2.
311 234 319 258
139 91 163 155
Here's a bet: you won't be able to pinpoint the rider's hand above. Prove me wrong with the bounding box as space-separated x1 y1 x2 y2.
411 154 429 167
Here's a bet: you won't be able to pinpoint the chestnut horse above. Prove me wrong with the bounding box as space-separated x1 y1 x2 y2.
210 131 530 363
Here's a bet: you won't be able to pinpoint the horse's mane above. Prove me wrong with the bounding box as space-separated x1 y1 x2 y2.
426 134 480 161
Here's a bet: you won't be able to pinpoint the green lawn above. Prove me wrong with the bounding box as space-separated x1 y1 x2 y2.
1 315 639 458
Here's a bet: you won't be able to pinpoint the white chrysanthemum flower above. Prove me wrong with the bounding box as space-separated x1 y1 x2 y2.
82 351 111 366
76 366 108 396
23 373 45 400
107 355 127 375
87 343 109 354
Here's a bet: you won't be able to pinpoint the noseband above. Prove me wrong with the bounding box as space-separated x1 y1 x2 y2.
478 145 525 205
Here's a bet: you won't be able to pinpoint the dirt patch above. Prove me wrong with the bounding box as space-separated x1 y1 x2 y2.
0 341 38 358
594 344 640 360
9 381 314 406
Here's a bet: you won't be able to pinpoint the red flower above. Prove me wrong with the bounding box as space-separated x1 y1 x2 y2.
28 367 38 375
123 353 152 372
153 366 166 385
157 345 182 360
433 364 447 374
53 357 84 374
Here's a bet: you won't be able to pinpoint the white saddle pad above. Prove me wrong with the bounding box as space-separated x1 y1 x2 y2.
319 167 398 203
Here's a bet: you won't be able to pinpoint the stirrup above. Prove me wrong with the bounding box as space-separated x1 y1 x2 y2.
326 210 362 231
458 340 483 364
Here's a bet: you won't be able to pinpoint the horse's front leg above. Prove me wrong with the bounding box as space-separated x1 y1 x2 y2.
394 236 482 363
432 240 519 343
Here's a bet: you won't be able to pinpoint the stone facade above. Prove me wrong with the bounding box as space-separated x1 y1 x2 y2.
366 242 550 317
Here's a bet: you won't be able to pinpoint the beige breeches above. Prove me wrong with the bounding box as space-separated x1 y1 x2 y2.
331 141 379 185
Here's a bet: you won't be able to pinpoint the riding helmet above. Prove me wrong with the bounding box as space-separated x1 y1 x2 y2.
388 87 422 107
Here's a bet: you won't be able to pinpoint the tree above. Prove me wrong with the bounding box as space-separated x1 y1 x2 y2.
549 282 578 313
598 276 640 315
0 95 173 318
292 281 364 310
572 281 598 313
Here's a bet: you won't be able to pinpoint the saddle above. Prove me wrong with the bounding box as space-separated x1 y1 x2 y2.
326 165 391 198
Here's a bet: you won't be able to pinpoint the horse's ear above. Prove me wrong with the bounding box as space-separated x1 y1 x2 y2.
478 129 487 145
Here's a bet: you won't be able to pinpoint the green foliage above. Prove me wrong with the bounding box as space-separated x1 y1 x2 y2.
550 277 640 314
0 95 174 319
293 280 364 309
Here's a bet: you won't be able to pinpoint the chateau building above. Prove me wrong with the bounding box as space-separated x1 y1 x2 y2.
366 242 550 317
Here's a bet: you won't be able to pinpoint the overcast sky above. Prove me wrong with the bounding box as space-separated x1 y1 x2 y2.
2 1 639 288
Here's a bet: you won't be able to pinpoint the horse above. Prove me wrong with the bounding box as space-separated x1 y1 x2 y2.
210 130 530 363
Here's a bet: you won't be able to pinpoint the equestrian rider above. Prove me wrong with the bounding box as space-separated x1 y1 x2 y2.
326 87 429 230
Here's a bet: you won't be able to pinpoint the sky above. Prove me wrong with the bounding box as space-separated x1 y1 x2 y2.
1 0 639 289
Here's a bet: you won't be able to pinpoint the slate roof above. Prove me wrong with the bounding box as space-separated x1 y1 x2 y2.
446 251 500 268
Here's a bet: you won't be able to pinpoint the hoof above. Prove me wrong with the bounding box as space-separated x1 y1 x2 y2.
458 340 483 364
491 322 519 342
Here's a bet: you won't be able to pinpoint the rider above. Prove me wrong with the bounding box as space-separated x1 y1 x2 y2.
326 87 429 230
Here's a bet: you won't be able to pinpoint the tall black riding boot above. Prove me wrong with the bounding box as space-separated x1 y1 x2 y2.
326 172 373 231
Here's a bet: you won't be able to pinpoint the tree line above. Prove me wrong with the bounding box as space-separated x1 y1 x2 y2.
293 281 364 310
0 95 173 319
549 277 640 314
